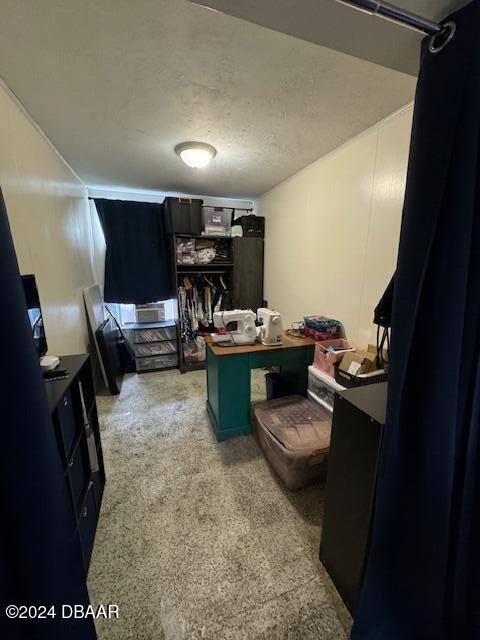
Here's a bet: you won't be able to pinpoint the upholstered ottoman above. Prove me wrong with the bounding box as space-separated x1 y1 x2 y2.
252 395 332 490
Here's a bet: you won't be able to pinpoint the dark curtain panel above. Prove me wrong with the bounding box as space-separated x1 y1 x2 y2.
352 2 480 639
0 189 95 639
94 198 172 304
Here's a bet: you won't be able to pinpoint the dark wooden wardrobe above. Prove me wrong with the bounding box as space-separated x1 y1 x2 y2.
232 237 264 311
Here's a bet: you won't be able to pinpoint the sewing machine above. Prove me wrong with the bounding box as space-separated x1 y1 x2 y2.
257 308 283 346
212 309 257 346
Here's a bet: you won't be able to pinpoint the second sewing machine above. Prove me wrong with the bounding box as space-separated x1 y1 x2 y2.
212 308 283 347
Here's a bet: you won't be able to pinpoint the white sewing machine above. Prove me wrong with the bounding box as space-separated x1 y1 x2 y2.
212 309 257 345
257 308 283 346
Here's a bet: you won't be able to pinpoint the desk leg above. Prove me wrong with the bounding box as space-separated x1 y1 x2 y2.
206 350 251 441
281 345 315 396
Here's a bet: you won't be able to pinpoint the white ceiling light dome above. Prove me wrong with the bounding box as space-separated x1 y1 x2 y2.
175 142 217 168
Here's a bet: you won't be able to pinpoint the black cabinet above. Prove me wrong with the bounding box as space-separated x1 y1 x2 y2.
68 435 92 511
232 237 264 311
57 387 77 454
78 482 98 569
45 354 106 573
320 383 387 616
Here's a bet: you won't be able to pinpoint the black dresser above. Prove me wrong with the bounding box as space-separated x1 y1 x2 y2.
44 354 105 572
320 382 387 616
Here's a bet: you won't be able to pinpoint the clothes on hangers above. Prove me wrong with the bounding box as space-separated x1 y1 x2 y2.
212 281 226 313
178 273 232 342
178 285 195 342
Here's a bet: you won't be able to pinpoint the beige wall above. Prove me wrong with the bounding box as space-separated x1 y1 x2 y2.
0 81 97 355
257 104 413 348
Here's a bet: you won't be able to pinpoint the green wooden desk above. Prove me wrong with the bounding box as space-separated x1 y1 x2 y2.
206 332 315 441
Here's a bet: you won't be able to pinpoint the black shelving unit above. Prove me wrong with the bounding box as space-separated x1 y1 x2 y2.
177 263 234 271
173 232 264 373
174 233 234 373
45 354 105 573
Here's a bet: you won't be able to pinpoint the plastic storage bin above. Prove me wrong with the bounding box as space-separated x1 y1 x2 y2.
135 353 178 372
182 338 206 364
164 197 203 235
202 207 232 236
130 326 177 343
252 395 332 490
304 316 344 333
176 238 196 265
313 339 355 378
303 316 345 342
304 327 342 341
308 365 345 413
133 341 177 357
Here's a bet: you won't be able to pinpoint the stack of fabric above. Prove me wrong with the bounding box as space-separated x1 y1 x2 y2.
303 316 345 341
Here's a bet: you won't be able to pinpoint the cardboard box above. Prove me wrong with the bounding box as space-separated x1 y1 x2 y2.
339 350 377 376
368 343 387 364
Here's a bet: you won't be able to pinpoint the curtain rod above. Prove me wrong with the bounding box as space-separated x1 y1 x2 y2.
336 0 443 36
88 197 252 211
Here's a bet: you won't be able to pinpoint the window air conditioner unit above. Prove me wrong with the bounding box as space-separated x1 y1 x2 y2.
135 303 166 324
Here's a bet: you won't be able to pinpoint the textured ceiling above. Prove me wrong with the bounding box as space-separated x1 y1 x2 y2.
0 0 419 198
193 0 468 76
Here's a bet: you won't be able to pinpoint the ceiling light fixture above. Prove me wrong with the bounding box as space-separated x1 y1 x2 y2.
175 141 217 168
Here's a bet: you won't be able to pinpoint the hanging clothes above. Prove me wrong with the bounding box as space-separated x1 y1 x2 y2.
352 3 480 639
178 286 194 342
204 281 213 325
178 273 232 344
221 288 233 311
212 281 226 313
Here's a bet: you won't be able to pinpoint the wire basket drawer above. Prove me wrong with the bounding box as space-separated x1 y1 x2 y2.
335 368 388 389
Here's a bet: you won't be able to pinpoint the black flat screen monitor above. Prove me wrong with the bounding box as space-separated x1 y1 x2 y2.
22 274 47 358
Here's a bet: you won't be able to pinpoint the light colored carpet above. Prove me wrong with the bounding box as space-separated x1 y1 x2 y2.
88 368 352 639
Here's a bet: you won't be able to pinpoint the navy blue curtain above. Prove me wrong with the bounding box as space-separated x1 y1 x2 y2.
0 189 95 639
94 198 172 304
352 2 480 638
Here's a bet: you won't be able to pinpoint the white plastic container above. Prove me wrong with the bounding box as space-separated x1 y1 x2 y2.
124 326 177 343
202 207 232 236
133 340 177 357
135 353 178 372
307 365 345 413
